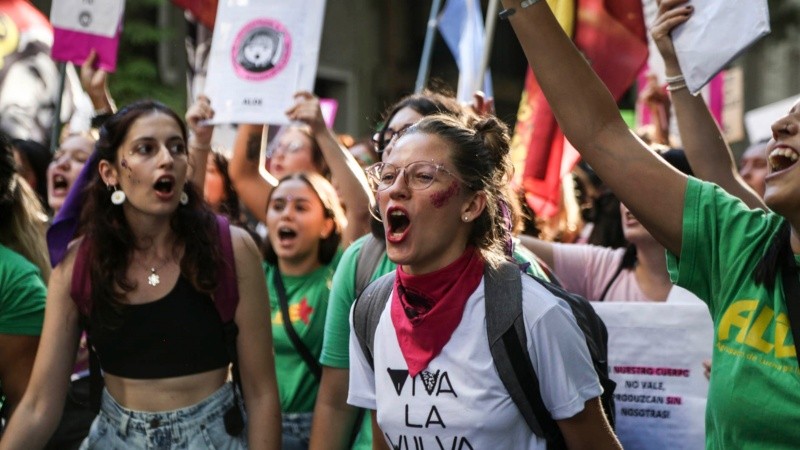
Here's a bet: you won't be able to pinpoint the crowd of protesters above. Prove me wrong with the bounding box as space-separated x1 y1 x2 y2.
0 0 795 449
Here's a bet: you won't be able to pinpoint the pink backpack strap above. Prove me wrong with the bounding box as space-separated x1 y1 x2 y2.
214 215 239 323
70 238 94 317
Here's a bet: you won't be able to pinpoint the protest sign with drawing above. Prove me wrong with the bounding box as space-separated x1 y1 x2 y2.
593 302 713 450
204 0 326 125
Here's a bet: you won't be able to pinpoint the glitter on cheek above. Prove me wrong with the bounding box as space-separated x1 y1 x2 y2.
429 180 460 208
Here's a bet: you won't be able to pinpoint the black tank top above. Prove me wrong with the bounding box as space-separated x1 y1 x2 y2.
91 276 230 378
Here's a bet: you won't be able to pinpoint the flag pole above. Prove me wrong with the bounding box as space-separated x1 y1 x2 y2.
415 0 444 93
50 62 67 154
475 0 499 94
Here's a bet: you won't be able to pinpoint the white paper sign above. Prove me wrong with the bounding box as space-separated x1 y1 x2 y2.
204 0 326 125
50 0 124 37
745 94 800 144
593 303 714 450
672 0 769 95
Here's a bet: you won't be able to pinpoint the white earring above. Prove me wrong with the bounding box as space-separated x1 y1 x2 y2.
111 187 126 205
180 191 189 205
463 215 469 222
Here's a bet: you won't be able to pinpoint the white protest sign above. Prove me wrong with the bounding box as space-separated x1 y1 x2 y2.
672 0 769 95
50 0 124 37
744 94 800 144
204 0 327 125
593 302 713 450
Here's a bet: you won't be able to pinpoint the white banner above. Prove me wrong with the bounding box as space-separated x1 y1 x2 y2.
593 303 714 450
204 0 326 125
50 0 124 37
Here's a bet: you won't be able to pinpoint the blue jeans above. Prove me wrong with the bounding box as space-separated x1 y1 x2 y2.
79 383 247 449
281 412 313 450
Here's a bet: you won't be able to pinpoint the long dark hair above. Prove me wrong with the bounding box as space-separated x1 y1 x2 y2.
209 151 242 221
78 100 221 327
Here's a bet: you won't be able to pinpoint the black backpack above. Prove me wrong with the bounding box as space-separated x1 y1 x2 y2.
352 260 616 449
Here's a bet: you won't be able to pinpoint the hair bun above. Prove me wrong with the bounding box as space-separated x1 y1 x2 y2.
470 116 511 162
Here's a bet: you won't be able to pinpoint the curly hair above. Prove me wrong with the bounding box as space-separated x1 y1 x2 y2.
78 100 222 327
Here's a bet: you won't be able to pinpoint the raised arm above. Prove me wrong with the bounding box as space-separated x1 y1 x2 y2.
81 49 116 117
185 95 215 191
651 0 765 210
516 234 556 269
502 0 687 256
231 226 282 449
229 124 276 221
0 256 82 450
286 92 374 245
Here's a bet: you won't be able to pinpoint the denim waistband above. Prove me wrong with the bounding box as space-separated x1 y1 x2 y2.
99 382 235 434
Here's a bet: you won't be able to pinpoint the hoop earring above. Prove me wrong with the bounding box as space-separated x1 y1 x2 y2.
368 203 383 223
110 186 126 205
180 190 189 205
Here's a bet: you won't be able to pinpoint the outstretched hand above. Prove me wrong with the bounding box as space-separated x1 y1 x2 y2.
81 49 114 112
186 95 215 147
285 91 326 133
651 0 694 68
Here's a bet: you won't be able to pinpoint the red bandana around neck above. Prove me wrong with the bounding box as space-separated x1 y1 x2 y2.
391 246 485 377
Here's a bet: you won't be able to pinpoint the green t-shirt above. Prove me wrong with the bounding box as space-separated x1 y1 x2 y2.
0 244 47 412
319 234 550 450
0 244 47 335
667 178 800 449
265 249 342 413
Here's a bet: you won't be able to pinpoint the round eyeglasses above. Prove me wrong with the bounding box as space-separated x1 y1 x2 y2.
371 123 412 153
365 161 466 192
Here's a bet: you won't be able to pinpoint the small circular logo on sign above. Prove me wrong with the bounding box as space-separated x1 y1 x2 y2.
78 11 92 28
231 19 291 81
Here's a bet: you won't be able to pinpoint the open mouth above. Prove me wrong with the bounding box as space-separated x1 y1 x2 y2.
52 174 68 192
277 227 297 243
154 176 175 194
769 147 799 173
386 208 411 242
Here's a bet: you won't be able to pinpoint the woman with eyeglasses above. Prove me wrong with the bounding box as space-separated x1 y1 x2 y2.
229 91 372 245
308 91 547 450
347 113 621 449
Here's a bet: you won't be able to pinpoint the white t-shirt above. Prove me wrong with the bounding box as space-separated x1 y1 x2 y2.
348 275 603 449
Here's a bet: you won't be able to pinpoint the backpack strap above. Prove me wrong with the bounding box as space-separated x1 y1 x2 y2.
485 261 563 445
355 235 387 298
214 215 239 322
352 271 396 371
597 252 626 302
273 269 322 381
213 215 245 436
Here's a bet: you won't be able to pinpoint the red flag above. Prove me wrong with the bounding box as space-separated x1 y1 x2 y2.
171 0 218 29
511 0 647 219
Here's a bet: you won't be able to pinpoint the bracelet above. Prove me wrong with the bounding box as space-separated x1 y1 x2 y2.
499 7 516 19
664 74 685 84
666 82 687 92
499 0 542 20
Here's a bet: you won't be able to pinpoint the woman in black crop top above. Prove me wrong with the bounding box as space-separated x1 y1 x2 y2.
0 101 282 450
